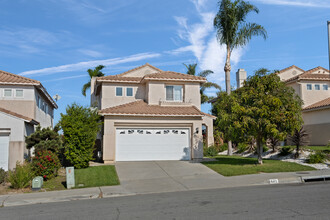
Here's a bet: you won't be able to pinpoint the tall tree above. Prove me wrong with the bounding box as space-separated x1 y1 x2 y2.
82 65 105 97
212 69 303 164
214 0 267 155
183 63 221 104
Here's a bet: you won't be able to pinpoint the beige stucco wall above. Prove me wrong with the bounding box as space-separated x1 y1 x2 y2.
34 88 54 128
302 109 330 145
278 67 304 81
121 66 160 77
202 115 215 146
102 116 204 162
147 81 165 105
101 83 146 109
300 81 330 107
184 83 201 110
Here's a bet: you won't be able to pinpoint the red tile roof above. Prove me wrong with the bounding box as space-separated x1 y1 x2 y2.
0 70 40 85
99 100 205 117
0 107 39 124
277 65 305 74
117 63 162 77
303 97 330 111
284 66 330 83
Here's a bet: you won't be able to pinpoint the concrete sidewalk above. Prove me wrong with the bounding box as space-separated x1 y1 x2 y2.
1 166 330 207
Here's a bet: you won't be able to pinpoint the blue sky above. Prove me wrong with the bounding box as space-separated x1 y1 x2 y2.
1 0 330 124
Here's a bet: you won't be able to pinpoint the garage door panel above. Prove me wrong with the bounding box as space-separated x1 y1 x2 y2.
0 136 9 171
116 128 190 161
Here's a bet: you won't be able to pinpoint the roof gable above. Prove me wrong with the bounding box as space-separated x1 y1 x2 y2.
0 70 40 85
284 66 330 83
117 63 162 77
277 65 305 81
0 107 39 125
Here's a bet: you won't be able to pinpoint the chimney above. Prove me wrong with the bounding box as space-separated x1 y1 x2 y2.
236 69 247 89
328 21 330 71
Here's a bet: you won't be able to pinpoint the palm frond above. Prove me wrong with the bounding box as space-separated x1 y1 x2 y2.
183 63 197 75
81 81 91 97
202 82 221 90
198 70 214 78
234 23 267 48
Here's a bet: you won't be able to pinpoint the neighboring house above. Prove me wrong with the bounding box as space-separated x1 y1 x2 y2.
0 70 57 171
91 63 215 163
276 65 330 145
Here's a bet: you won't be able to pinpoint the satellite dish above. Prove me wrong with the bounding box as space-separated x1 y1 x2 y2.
53 94 61 102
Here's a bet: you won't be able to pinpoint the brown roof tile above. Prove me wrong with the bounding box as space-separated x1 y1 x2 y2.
0 107 39 124
284 66 330 83
0 70 40 85
303 97 330 111
97 76 142 82
99 100 205 117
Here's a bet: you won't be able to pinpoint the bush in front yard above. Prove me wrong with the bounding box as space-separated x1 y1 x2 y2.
7 162 34 189
0 168 7 184
203 145 218 157
237 143 248 154
32 150 61 180
59 103 102 169
279 146 293 156
308 152 326 164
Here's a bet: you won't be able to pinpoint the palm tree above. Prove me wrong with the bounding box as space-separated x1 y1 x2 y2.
288 127 309 158
82 65 105 97
183 63 221 104
214 0 267 155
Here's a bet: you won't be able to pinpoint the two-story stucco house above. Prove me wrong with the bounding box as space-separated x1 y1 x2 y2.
91 63 215 163
277 65 330 145
0 70 57 170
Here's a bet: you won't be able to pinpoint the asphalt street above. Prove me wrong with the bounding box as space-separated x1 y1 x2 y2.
1 182 329 220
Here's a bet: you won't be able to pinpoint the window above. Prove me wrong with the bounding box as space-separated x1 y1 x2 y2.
126 87 133 97
4 89 12 97
37 96 40 108
166 85 182 101
323 85 329 90
116 87 123 96
315 84 320 90
306 84 312 90
45 104 48 113
15 89 23 97
42 101 45 112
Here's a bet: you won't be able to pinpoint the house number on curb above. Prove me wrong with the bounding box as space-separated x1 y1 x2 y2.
269 179 279 184
66 167 75 189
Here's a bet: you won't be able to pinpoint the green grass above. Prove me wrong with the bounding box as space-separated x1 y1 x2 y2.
74 165 120 188
43 174 66 191
285 145 330 152
202 156 316 176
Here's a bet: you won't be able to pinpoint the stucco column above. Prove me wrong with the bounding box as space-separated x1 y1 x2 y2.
103 118 116 163
192 121 203 161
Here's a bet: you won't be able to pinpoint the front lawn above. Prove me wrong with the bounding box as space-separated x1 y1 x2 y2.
202 156 316 176
74 165 120 188
286 145 330 152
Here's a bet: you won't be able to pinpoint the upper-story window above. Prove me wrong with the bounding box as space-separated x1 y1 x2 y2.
116 87 123 96
4 89 12 97
323 84 328 90
315 84 320 90
166 85 182 101
126 88 133 97
306 84 312 90
45 104 48 114
15 89 23 97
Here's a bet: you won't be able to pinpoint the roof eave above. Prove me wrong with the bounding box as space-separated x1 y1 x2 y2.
303 105 330 112
99 113 204 117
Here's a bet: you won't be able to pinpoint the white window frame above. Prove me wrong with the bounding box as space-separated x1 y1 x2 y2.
306 84 312 90
4 89 12 97
323 84 328 90
315 84 320 90
166 85 183 102
15 89 24 98
126 87 133 97
116 87 123 96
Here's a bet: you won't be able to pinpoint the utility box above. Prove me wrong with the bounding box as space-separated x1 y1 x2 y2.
32 176 43 191
66 167 75 189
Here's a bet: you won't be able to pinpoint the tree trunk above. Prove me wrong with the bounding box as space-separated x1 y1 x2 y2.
225 45 232 155
257 137 263 164
295 145 300 158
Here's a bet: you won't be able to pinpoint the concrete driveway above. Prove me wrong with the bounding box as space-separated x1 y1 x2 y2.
115 161 226 194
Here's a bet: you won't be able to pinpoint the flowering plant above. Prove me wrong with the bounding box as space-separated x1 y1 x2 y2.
32 150 61 180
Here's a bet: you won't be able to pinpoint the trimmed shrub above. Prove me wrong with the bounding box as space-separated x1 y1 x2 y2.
7 162 34 189
308 152 326 164
32 150 61 180
0 168 7 184
254 145 268 155
215 143 227 153
237 143 248 154
60 104 102 169
279 146 293 156
203 145 218 157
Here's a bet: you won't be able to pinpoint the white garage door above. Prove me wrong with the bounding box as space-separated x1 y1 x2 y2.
0 135 9 171
116 128 190 161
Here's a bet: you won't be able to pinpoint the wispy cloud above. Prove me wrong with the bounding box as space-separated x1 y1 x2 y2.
172 0 244 88
43 74 86 83
20 52 161 76
252 0 330 8
77 49 103 58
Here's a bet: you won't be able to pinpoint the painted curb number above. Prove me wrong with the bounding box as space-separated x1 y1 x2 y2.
269 179 279 184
